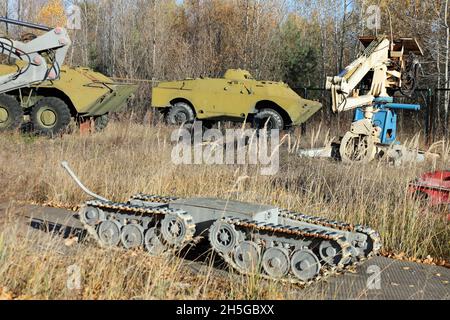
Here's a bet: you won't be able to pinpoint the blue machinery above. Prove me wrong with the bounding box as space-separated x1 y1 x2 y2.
324 36 426 163
353 97 421 145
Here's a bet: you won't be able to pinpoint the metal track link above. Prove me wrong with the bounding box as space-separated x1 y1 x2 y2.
280 209 382 257
81 199 195 250
354 225 383 258
81 199 380 286
86 199 175 216
212 216 354 286
130 194 179 204
279 209 354 231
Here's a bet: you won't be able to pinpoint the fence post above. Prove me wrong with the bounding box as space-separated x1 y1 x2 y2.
427 88 434 146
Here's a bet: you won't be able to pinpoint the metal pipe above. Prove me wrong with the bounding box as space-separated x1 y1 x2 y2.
61 161 110 202
0 17 52 32
384 103 421 111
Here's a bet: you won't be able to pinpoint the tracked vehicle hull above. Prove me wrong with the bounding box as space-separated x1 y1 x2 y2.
77 194 381 285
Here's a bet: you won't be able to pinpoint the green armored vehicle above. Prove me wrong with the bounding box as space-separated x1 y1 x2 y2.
0 17 137 135
0 64 138 134
152 69 322 130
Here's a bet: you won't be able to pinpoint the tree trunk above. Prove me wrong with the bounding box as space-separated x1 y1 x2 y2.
338 0 348 72
444 0 449 136
5 0 8 36
17 0 21 20
152 0 157 85
244 0 250 69
437 31 441 135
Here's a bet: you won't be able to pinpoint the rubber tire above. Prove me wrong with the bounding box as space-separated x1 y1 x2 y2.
253 108 284 130
0 94 23 132
166 102 195 126
94 114 109 132
31 97 71 136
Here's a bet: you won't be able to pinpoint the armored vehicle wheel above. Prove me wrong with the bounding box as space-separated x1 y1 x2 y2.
121 224 145 249
79 206 105 227
31 97 71 136
290 249 321 281
144 227 166 256
166 102 195 126
319 240 344 266
160 212 195 246
209 220 240 254
253 108 284 130
98 220 122 247
0 94 23 132
94 114 109 132
233 241 261 273
262 247 290 278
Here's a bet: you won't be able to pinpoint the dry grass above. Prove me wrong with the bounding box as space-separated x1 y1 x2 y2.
0 208 321 300
0 121 448 299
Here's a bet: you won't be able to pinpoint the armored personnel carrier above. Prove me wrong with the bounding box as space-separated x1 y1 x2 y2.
0 64 138 134
63 162 381 284
152 69 322 130
0 17 138 135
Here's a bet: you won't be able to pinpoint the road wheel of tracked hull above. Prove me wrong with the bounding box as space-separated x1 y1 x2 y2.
340 132 377 164
94 114 109 132
144 227 166 256
0 94 22 132
160 212 195 247
79 206 105 227
31 97 71 136
166 102 195 126
121 224 145 249
318 240 344 266
233 241 261 273
262 247 290 278
290 249 321 282
98 220 122 247
253 108 284 130
209 221 240 254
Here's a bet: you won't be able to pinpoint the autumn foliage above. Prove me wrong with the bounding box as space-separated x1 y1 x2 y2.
0 0 449 136
37 0 67 28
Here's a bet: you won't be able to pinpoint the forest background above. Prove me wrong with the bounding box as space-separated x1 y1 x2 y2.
2 0 449 139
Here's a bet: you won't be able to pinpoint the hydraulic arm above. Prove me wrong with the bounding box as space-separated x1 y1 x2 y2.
0 17 71 93
325 36 424 163
0 17 137 136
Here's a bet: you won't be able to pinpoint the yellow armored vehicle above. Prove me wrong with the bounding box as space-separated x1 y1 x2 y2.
0 64 138 134
0 17 137 135
152 69 322 130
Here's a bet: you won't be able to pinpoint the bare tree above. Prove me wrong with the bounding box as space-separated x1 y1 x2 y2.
444 0 450 134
